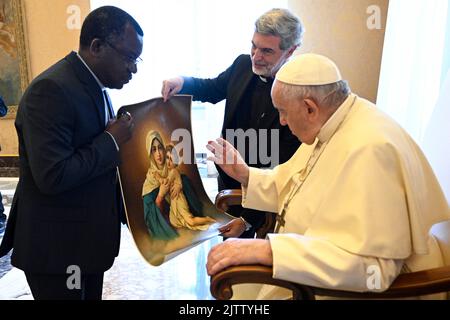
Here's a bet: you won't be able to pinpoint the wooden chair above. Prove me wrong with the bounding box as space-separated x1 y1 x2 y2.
211 190 450 299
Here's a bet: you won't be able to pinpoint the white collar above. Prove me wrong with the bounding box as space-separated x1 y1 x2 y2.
76 51 105 90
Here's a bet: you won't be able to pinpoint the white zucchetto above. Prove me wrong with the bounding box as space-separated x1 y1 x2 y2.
276 53 342 86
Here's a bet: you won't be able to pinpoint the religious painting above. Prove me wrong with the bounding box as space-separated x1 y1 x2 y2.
0 0 30 120
117 95 233 266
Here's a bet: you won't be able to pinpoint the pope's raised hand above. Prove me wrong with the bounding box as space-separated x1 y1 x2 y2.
206 138 249 187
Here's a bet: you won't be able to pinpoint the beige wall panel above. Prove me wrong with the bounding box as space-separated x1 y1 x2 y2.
289 0 389 103
0 119 17 156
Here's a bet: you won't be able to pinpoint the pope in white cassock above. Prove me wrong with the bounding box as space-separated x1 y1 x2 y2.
206 53 450 299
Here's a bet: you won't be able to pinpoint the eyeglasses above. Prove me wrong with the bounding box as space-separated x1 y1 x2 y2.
105 40 143 66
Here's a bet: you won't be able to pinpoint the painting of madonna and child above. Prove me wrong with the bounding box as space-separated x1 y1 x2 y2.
117 95 233 266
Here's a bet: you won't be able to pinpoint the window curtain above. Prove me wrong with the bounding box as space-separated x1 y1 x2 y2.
377 0 449 201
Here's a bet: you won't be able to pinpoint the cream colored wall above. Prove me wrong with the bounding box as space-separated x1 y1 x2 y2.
289 0 388 103
0 0 90 155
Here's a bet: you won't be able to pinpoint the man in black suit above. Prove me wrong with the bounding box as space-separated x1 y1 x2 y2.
0 6 143 300
161 8 304 238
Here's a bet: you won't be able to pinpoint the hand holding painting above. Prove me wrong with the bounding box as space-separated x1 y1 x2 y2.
118 110 132 121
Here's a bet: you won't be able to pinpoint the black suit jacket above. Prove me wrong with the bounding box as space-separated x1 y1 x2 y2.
181 54 300 227
0 52 123 274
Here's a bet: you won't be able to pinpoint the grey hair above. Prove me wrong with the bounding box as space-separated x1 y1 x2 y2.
279 80 351 109
255 8 304 50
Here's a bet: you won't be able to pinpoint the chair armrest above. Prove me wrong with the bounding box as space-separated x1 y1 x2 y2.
211 264 450 299
210 265 315 300
215 189 243 212
314 265 450 299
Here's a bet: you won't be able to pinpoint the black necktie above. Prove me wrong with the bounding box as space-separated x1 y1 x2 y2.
103 90 115 123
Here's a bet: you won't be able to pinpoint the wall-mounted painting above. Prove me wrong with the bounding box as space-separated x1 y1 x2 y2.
0 0 30 119
118 95 232 266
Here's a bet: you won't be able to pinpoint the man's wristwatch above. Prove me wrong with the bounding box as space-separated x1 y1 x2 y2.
239 217 252 232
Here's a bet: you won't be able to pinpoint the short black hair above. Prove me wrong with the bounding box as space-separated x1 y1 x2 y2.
80 6 144 48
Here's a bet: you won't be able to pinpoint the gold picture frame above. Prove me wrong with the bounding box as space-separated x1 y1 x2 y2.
0 0 30 119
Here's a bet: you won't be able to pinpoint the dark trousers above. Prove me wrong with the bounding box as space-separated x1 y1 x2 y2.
25 272 104 300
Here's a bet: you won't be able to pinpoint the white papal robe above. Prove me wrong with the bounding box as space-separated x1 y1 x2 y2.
237 93 450 299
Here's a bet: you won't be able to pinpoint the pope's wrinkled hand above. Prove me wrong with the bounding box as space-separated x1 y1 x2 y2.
206 238 273 275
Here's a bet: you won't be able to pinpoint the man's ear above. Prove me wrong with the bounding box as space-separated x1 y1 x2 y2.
89 38 105 57
303 98 319 118
286 45 298 58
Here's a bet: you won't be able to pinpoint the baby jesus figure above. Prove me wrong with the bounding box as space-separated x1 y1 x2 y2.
153 145 215 231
